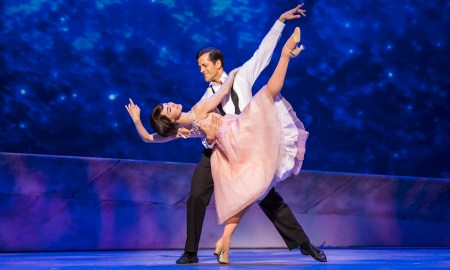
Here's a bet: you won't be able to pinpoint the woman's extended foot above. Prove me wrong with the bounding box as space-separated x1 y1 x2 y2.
217 239 230 264
283 27 304 59
214 239 223 256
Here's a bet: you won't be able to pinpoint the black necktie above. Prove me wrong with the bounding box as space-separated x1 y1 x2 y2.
210 85 241 116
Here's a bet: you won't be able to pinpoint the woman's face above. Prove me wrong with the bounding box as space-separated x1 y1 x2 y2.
160 102 182 122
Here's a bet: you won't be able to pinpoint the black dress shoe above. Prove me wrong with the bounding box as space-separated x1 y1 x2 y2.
176 252 199 264
300 247 309 256
300 242 327 262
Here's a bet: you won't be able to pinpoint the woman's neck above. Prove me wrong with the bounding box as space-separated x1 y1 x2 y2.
175 112 191 127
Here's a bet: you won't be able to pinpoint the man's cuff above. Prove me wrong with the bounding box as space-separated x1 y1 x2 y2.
273 19 285 33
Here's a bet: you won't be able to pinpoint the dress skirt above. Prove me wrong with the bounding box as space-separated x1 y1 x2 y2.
211 88 308 224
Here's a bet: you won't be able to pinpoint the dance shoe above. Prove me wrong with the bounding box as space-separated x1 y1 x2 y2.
284 27 305 59
214 240 230 264
216 250 230 264
175 252 199 264
300 242 327 262
214 241 223 257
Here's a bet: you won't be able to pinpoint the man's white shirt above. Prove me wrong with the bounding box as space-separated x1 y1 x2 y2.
200 20 285 148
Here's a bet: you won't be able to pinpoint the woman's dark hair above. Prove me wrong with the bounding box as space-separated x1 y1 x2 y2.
196 47 224 68
150 103 178 137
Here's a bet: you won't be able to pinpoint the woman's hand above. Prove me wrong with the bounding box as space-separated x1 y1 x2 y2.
278 4 306 23
221 66 241 94
228 67 241 78
125 98 141 123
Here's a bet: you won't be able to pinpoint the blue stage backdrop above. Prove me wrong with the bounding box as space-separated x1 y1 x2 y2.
1 1 449 179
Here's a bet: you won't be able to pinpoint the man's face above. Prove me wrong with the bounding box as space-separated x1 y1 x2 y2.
197 53 222 83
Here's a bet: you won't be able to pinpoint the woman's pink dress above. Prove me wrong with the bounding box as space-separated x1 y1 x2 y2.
190 89 308 224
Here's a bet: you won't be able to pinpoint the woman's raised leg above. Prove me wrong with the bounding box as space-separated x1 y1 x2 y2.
264 27 304 99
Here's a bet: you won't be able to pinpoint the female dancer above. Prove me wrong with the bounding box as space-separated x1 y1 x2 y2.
126 27 305 264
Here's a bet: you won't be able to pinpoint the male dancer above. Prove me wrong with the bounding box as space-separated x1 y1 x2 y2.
176 4 327 264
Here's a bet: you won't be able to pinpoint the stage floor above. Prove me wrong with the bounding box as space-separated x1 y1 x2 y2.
1 248 449 269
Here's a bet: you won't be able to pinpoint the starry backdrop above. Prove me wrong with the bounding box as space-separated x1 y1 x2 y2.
1 0 449 179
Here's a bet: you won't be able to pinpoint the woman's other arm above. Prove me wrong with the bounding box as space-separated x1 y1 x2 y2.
125 98 178 143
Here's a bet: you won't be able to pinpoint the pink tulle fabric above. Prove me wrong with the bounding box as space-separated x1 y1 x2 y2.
191 89 308 224
190 88 308 224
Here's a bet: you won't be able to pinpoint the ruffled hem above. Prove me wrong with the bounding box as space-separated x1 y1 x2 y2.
273 94 309 182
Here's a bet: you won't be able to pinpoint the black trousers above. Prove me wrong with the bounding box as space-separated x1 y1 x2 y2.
184 149 309 253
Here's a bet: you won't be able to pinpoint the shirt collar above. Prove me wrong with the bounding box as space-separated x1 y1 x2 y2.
209 72 228 88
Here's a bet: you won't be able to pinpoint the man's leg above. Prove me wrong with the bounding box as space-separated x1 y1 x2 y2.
259 188 309 249
259 188 327 262
176 149 215 264
256 27 325 262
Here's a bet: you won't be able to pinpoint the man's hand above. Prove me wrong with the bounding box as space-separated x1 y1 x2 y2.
125 98 141 123
199 114 222 145
279 3 306 23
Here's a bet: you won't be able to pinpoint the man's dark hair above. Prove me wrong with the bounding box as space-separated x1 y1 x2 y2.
150 103 178 137
196 47 224 68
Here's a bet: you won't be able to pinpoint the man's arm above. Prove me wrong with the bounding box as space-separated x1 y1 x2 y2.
233 4 306 108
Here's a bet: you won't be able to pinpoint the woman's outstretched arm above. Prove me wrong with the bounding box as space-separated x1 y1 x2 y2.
193 67 240 119
132 120 177 143
125 98 178 143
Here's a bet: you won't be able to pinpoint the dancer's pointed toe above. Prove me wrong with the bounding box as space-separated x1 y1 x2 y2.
293 26 301 44
217 250 230 264
283 27 304 59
